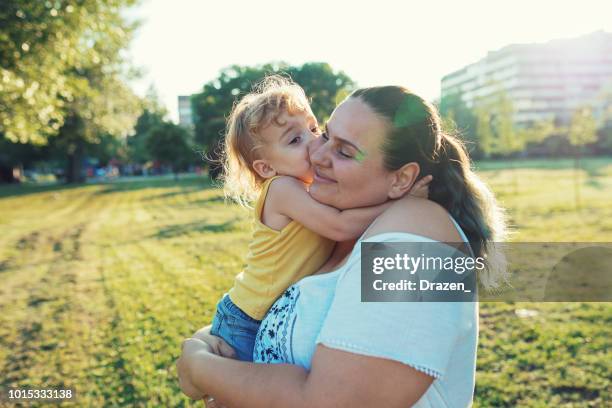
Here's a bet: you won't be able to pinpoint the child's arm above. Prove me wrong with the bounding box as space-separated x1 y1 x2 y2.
266 176 392 241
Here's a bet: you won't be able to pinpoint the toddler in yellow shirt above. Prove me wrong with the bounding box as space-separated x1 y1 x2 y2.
211 76 396 361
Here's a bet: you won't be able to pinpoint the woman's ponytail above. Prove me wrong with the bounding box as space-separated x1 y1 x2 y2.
431 133 508 288
352 86 508 288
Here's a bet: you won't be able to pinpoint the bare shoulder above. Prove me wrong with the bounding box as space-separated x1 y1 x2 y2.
261 177 304 229
265 176 308 211
268 175 307 194
267 176 307 200
363 197 463 243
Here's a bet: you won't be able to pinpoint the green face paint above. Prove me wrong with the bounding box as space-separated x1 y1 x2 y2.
355 151 367 163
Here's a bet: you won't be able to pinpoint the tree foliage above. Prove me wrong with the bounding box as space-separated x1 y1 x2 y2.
0 0 141 145
146 122 194 177
439 92 480 156
566 106 598 208
473 87 517 157
127 87 168 164
568 106 598 147
1 1 142 182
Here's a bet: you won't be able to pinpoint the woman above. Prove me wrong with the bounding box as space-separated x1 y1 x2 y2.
177 86 506 407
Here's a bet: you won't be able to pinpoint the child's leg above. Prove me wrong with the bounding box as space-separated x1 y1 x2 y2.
210 294 261 361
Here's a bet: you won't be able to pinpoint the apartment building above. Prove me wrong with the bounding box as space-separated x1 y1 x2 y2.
441 31 612 126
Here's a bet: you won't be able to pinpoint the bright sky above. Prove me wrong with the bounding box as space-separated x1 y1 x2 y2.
127 0 612 122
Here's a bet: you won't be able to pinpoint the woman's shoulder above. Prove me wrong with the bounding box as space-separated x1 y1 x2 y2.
363 197 463 243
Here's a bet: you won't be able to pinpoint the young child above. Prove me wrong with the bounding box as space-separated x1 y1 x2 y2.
210 76 397 361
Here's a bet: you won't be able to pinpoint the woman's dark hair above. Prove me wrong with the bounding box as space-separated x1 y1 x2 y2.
351 86 507 287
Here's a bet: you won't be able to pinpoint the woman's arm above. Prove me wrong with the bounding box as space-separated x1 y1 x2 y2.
178 339 432 408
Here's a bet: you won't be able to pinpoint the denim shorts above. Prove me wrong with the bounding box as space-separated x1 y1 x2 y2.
210 294 261 362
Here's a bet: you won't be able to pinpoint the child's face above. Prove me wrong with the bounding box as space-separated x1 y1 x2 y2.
256 109 321 183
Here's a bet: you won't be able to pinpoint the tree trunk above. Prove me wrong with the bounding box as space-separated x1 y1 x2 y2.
58 113 87 184
574 147 581 209
0 165 17 183
66 138 85 183
512 159 519 197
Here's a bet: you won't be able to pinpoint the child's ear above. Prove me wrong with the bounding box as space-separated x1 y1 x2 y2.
388 162 419 199
252 159 277 179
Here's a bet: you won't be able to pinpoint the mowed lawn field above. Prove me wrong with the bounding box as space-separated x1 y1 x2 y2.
1 158 611 407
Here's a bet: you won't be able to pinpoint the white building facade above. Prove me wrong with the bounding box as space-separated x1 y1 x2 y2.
178 95 194 128
441 31 612 126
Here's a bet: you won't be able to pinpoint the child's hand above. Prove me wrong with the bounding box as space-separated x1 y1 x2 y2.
191 325 236 359
176 338 229 408
408 175 433 199
177 327 236 406
176 337 213 400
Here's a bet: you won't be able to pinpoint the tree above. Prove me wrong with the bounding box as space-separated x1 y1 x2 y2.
486 89 516 157
127 110 162 164
191 62 355 178
598 121 612 154
567 106 598 208
439 92 480 157
473 87 521 192
0 0 140 144
127 87 168 165
474 104 495 158
286 62 354 123
57 77 141 182
594 85 612 154
1 1 85 144
518 119 556 143
146 122 194 180
472 87 557 195
0 1 142 183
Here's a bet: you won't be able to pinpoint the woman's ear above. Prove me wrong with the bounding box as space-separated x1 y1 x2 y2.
252 159 277 179
388 162 420 199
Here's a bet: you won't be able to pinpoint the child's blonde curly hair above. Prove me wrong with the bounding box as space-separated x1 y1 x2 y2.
222 75 312 206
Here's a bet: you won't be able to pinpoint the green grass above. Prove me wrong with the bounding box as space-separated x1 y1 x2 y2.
1 159 611 407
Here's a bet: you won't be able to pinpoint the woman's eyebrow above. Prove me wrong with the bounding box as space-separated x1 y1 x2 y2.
324 123 363 153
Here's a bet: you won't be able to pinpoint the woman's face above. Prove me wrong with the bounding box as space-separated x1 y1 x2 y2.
308 97 394 210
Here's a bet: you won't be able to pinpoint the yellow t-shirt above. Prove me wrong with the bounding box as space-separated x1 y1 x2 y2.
228 176 335 320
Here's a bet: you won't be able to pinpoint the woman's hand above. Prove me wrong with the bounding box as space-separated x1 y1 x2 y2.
409 175 433 199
